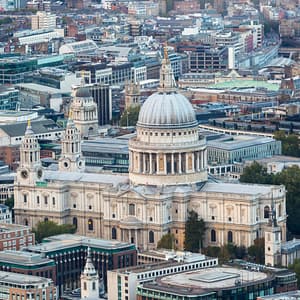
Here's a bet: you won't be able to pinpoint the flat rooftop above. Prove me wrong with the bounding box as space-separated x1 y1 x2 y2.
27 234 135 253
0 223 30 233
143 266 271 295
201 182 275 196
257 290 300 299
207 135 276 150
44 170 128 186
0 270 52 286
0 250 54 266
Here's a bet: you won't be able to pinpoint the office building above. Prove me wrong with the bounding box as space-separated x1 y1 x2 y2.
26 234 137 295
0 270 56 300
31 11 57 30
0 224 34 251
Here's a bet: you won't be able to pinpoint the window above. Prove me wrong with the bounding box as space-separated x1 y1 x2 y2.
149 231 154 243
73 217 78 229
112 227 117 239
24 219 28 226
92 282 96 290
23 195 27 203
264 206 270 219
52 197 55 205
228 231 233 243
37 196 40 204
44 196 48 205
84 282 87 290
129 203 135 216
88 219 93 231
211 229 216 242
44 217 48 222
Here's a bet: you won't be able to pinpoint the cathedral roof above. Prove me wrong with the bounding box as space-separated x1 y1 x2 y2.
137 91 198 129
136 44 197 130
75 86 91 98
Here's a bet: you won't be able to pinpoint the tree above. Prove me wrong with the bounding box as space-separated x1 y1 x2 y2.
119 106 140 127
274 131 300 157
240 161 273 184
288 259 300 288
248 238 265 264
33 220 76 243
184 210 206 252
157 233 175 250
5 196 14 210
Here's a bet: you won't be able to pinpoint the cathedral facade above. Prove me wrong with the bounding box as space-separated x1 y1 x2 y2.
14 51 287 251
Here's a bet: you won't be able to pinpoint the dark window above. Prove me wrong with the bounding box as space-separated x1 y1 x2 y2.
73 217 78 229
211 229 216 242
129 203 135 216
228 231 233 243
88 219 93 231
264 206 270 218
149 231 154 243
112 227 117 239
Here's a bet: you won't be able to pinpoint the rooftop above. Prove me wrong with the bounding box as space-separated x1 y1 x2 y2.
207 135 277 150
141 266 271 295
208 80 280 91
0 270 53 286
44 170 128 186
0 250 54 266
201 182 275 196
27 234 135 253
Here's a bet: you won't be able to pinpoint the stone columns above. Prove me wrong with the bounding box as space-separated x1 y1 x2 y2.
171 154 174 174
143 153 146 174
178 153 182 174
197 151 200 171
135 230 138 248
149 153 153 174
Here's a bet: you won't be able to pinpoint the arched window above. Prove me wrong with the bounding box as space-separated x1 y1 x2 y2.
228 231 233 243
278 204 282 217
112 227 117 239
211 229 216 242
44 217 48 222
73 217 78 229
88 219 93 231
264 206 270 218
24 219 28 226
149 231 154 243
129 203 135 216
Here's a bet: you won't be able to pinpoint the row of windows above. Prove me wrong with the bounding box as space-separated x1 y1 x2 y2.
136 259 217 280
140 130 197 137
24 195 56 206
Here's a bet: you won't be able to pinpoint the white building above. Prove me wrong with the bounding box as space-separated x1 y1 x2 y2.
0 204 12 224
14 47 287 251
31 11 57 30
107 253 218 300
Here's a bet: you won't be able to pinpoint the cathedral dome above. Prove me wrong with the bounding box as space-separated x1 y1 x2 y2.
75 86 91 98
137 91 197 129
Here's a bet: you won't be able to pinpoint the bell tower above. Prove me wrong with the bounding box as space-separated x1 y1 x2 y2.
70 85 98 139
125 81 140 109
58 117 85 172
17 120 44 185
265 204 282 267
81 247 100 299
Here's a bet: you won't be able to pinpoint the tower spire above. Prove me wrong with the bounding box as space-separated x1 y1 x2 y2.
159 43 176 92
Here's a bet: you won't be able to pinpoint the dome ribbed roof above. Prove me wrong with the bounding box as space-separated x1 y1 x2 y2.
75 87 91 98
137 91 197 129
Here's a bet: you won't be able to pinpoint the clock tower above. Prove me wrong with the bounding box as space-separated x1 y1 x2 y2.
17 120 44 185
58 117 85 172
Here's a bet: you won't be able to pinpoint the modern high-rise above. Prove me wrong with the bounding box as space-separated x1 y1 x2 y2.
88 83 112 126
31 11 57 30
